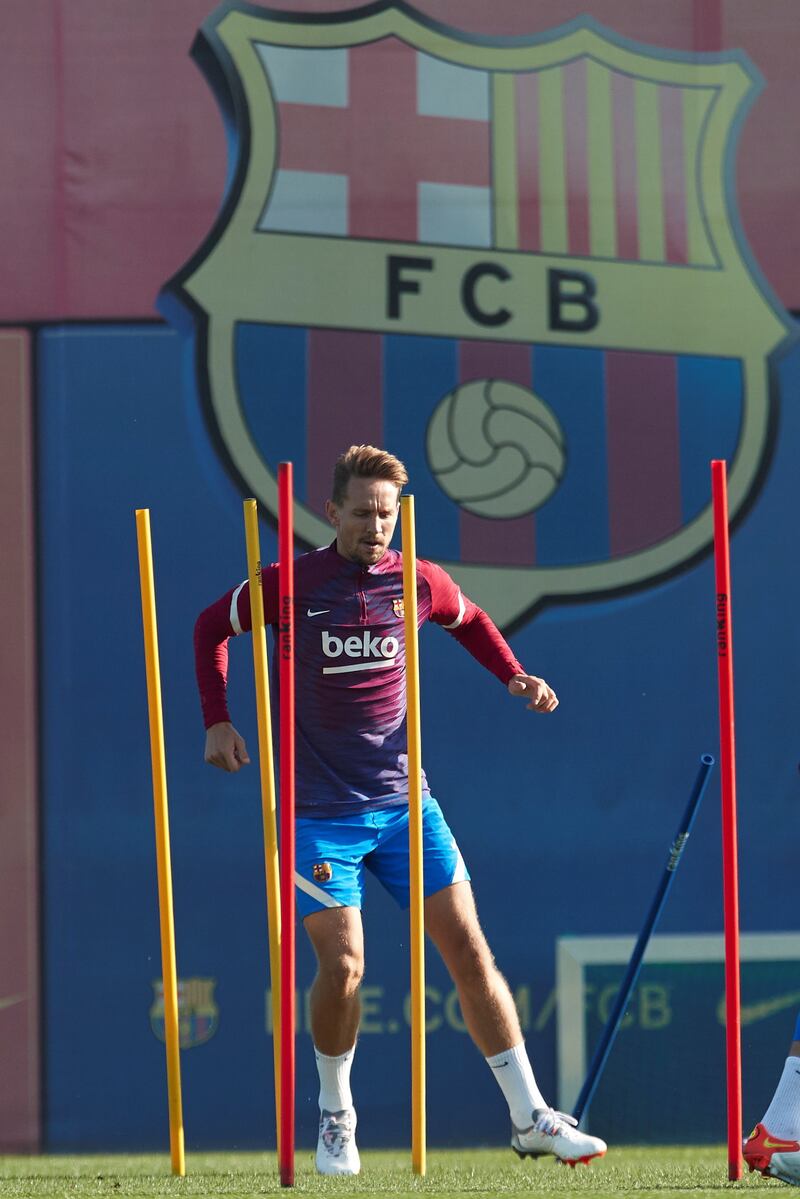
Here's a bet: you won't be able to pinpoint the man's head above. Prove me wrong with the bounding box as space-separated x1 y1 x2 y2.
326 445 408 566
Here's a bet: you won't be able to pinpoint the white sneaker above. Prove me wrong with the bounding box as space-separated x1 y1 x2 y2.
512 1107 607 1167
316 1107 361 1176
744 1122 800 1186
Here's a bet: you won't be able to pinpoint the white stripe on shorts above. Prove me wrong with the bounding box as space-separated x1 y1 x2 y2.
451 846 468 884
295 871 345 909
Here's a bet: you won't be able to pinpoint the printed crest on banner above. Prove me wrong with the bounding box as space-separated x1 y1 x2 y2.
150 977 219 1048
160 1 796 630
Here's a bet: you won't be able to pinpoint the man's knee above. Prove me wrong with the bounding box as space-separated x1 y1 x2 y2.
305 907 365 997
426 886 496 981
459 935 498 984
316 948 365 997
438 920 497 988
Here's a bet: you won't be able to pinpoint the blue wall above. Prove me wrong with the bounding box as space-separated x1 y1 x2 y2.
38 322 800 1149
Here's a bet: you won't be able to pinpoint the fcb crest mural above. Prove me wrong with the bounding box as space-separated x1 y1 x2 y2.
161 0 795 631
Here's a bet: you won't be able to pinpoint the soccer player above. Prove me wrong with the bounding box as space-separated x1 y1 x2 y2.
195 445 607 1176
744 1015 800 1185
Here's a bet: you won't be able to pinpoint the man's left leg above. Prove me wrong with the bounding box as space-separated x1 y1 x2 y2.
424 882 607 1166
744 1016 800 1186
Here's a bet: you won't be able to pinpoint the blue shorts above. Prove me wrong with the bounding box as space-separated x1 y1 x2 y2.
294 796 470 919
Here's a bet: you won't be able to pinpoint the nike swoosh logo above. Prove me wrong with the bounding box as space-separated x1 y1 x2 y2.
0 994 25 1013
764 1136 800 1150
307 609 330 618
720 990 800 1027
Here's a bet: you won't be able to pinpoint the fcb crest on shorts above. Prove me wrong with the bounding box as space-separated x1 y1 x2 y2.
161 1 795 630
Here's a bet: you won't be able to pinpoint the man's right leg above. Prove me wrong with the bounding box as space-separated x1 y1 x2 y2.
305 905 364 1052
304 906 364 1176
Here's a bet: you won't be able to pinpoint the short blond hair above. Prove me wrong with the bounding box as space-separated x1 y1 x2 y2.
331 445 409 505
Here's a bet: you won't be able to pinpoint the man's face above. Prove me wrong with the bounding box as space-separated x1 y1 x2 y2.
325 476 401 566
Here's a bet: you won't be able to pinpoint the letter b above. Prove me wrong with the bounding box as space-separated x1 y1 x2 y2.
548 268 599 332
322 631 343 658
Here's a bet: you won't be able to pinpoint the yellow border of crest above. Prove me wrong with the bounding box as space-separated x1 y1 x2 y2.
181 4 793 626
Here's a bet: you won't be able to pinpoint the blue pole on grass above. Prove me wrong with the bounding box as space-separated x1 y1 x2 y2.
572 753 716 1124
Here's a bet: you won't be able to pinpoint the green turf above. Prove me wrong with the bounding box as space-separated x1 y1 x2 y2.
0 1147 780 1199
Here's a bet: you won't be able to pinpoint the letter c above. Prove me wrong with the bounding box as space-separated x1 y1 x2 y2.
461 262 512 327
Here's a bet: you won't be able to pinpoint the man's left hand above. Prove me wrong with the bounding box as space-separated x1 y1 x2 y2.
508 674 559 713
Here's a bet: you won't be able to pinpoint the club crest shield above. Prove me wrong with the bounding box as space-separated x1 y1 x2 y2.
150 977 219 1048
161 1 795 630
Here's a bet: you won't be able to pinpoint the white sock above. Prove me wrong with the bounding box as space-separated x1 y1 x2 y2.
315 1045 355 1113
486 1043 547 1130
762 1056 800 1138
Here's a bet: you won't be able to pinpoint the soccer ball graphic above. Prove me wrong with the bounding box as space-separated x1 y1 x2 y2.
426 379 566 519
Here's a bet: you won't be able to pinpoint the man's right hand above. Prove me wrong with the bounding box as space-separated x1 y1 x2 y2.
204 722 251 772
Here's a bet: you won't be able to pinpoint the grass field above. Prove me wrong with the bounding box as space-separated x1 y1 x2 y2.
0 1147 779 1199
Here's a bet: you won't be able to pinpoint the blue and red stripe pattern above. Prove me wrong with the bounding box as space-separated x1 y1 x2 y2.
236 324 743 571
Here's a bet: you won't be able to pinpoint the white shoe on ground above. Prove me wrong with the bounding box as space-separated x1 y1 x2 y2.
511 1107 607 1166
744 1123 800 1186
316 1107 361 1176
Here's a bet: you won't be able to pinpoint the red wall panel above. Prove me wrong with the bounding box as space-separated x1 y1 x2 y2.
0 3 60 316
730 0 800 310
0 3 796 312
0 329 39 1151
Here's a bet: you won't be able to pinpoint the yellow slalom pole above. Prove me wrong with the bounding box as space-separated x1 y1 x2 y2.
243 499 283 1159
401 495 426 1176
134 509 186 1178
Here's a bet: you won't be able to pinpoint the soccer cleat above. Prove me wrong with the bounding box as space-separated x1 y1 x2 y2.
316 1107 361 1176
512 1108 607 1167
744 1123 800 1186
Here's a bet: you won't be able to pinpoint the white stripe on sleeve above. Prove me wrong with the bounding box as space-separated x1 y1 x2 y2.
229 580 247 635
443 590 466 629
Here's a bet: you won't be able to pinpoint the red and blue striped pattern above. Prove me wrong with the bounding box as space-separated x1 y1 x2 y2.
236 323 743 570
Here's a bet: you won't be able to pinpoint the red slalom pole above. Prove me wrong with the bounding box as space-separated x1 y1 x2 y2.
711 460 742 1181
278 463 296 1187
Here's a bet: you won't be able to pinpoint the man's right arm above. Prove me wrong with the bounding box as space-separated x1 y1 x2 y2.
194 568 278 772
204 721 251 773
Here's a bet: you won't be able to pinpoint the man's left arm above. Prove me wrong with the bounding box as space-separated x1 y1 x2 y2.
418 561 558 714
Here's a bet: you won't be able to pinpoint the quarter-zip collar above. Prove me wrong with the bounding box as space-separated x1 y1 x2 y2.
326 538 400 576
